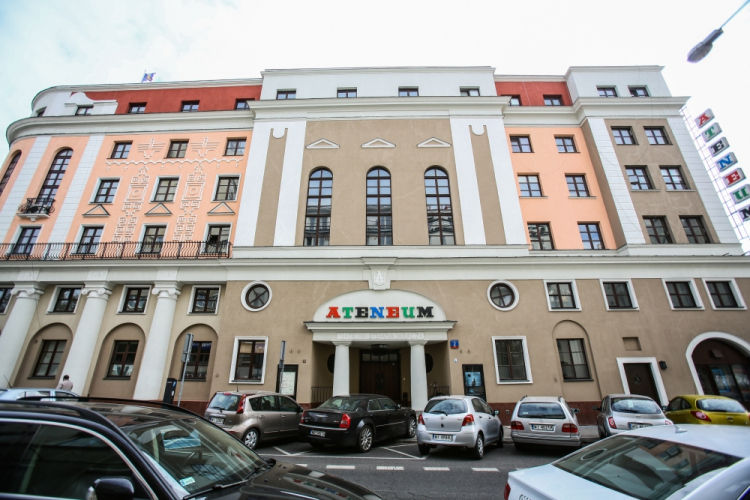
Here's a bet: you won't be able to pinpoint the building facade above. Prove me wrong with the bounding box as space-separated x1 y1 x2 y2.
0 66 748 423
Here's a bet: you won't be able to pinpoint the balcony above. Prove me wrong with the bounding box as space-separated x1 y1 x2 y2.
0 240 231 260
17 197 55 221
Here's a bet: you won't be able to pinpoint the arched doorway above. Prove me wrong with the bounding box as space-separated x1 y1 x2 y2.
691 337 750 409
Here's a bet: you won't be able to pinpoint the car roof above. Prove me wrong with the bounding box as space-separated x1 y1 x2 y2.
627 424 750 458
520 396 563 403
607 394 654 400
213 390 280 397
333 394 392 399
679 394 736 402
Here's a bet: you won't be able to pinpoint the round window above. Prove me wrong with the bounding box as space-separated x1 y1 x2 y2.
241 282 272 312
487 281 519 311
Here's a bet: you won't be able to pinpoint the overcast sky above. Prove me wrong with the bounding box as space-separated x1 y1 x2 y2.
1 0 748 229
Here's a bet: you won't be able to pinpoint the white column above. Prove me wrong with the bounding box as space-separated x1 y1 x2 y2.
332 341 351 396
409 341 428 411
133 282 181 400
449 119 487 245
0 283 45 388
60 281 113 394
274 120 307 246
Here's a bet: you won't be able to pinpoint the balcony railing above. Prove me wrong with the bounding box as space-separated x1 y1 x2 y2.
0 240 231 260
17 197 55 218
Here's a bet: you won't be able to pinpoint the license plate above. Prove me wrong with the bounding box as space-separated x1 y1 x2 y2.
629 423 651 429
310 430 326 437
210 417 224 424
432 434 453 441
531 424 554 431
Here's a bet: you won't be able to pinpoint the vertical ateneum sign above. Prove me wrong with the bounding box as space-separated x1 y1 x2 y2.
701 123 722 142
723 169 745 188
730 185 750 204
695 108 715 128
709 138 731 157
716 152 739 172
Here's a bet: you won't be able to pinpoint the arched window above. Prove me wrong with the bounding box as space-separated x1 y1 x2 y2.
424 167 455 245
366 168 392 245
0 152 21 196
38 149 73 202
304 168 332 246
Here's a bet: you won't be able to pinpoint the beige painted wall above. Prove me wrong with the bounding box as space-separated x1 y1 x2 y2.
88 323 146 399
15 323 73 388
254 133 288 247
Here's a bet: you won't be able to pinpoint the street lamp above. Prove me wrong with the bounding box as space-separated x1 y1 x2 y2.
688 0 749 62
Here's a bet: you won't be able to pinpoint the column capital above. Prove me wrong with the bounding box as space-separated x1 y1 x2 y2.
82 281 114 300
152 281 182 300
11 282 45 300
408 340 428 347
332 341 352 347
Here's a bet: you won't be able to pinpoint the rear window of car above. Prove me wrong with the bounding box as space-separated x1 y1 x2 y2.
208 393 240 411
611 398 661 414
554 435 741 500
424 399 468 415
518 403 566 419
696 398 746 413
318 397 363 411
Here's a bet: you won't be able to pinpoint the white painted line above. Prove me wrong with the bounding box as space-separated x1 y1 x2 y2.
273 446 292 456
258 453 425 460
296 464 307 467
377 466 404 471
472 467 499 472
326 465 356 470
424 467 450 471
381 446 422 459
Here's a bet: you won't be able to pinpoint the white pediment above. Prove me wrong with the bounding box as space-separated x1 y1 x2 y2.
417 137 451 148
306 138 340 149
362 138 395 148
312 289 446 322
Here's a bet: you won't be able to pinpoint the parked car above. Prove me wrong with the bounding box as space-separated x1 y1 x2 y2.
0 398 383 499
416 395 502 460
0 387 78 400
299 394 417 452
594 394 673 438
504 424 750 500
510 396 581 451
204 390 304 450
664 394 750 426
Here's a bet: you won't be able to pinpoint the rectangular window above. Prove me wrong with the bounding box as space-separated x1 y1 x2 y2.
505 95 521 106
0 287 12 313
597 87 617 97
140 226 166 254
398 87 419 97
645 127 669 145
276 90 296 100
460 88 480 96
494 339 527 381
337 88 357 98
192 288 219 314
544 95 562 106
235 99 252 110
234 339 266 381
94 179 119 203
706 281 739 308
110 142 131 159
77 226 102 255
183 341 212 379
557 339 590 380
205 225 230 254
547 282 577 309
154 178 179 202
612 127 636 145
32 340 67 378
224 139 246 156
75 106 93 115
603 282 634 309
518 175 542 197
681 216 710 244
166 141 188 158
644 217 672 244
626 167 652 190
510 136 533 153
128 103 146 113
661 167 689 190
121 288 149 313
630 87 649 97
107 341 138 378
667 282 697 308
566 175 590 197
181 101 199 112
556 137 577 153
53 287 81 313
528 223 554 250
214 176 239 201
13 227 40 255
579 223 604 249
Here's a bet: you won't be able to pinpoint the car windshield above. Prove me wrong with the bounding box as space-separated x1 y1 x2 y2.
424 399 468 415
95 405 267 495
554 435 741 500
318 397 362 411
518 403 566 419
696 398 746 413
611 398 661 414
208 393 240 411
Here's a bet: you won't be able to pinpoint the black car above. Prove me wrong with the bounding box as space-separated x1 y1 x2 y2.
299 394 417 452
0 399 383 500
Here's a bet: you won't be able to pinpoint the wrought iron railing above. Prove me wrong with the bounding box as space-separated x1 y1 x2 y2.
0 240 231 260
18 197 55 216
311 386 333 404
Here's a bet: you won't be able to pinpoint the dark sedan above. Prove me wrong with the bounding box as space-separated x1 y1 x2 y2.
299 394 417 452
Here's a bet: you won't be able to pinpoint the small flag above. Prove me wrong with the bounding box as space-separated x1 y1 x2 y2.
141 72 155 83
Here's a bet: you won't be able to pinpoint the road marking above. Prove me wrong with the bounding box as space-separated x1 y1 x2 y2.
376 466 404 470
326 465 356 470
273 446 292 456
472 467 499 472
423 467 450 471
295 464 307 467
381 446 423 459
259 453 425 460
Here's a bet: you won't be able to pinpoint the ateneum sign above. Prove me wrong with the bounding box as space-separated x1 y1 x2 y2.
326 306 434 319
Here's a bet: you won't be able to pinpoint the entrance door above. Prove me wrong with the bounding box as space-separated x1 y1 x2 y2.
462 364 487 401
692 339 750 409
623 363 659 402
360 350 401 403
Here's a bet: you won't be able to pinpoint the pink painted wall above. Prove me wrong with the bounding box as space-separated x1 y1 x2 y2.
0 138 37 203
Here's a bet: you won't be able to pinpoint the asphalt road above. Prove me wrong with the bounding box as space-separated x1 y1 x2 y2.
255 437 577 500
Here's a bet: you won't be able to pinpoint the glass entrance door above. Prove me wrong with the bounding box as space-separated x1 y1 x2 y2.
462 364 486 401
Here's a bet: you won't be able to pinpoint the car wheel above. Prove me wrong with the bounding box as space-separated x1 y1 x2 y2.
357 425 373 453
418 444 431 456
497 430 504 448
598 426 605 440
243 428 259 450
514 442 526 452
472 433 484 460
406 416 417 438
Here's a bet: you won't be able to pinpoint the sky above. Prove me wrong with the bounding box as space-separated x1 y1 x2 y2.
0 0 748 234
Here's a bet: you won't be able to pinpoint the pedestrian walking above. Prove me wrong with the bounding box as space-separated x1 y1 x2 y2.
57 375 73 391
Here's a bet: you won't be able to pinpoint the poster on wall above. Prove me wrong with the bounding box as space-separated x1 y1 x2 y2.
280 365 298 400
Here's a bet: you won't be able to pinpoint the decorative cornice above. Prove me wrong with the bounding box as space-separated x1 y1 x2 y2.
152 281 182 300
82 281 114 300
11 282 46 300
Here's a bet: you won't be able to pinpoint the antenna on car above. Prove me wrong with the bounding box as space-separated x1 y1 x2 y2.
675 425 688 434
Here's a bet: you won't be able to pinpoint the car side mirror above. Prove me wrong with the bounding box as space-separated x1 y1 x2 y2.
592 406 601 411
397 404 402 409
572 408 580 413
494 410 500 416
297 406 304 413
87 478 134 500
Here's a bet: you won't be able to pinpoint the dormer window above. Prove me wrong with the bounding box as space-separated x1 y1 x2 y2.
75 106 93 115
460 88 480 97
337 88 357 98
277 90 296 100
399 87 419 97
181 101 199 112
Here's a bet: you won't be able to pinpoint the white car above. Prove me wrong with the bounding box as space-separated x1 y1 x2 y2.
504 424 750 500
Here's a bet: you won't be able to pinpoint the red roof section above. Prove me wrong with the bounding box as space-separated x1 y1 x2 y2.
84 85 262 114
495 81 572 106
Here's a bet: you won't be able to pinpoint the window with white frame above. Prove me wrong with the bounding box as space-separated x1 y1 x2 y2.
0 287 12 313
492 337 531 383
121 287 150 313
545 281 580 310
52 287 81 313
214 176 239 201
94 179 119 203
231 337 267 382
703 280 743 309
191 287 220 314
664 281 701 309
601 281 637 310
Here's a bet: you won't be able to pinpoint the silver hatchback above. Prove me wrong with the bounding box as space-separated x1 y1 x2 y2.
510 396 581 450
416 395 503 460
594 394 673 438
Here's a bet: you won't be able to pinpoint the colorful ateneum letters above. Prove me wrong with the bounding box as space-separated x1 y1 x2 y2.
730 185 750 205
709 138 730 157
701 123 722 142
740 207 750 222
723 169 745 188
325 306 434 319
716 152 739 172
695 108 715 128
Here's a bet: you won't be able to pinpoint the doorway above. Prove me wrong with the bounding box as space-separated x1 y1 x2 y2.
623 363 659 402
692 339 750 408
360 349 401 402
